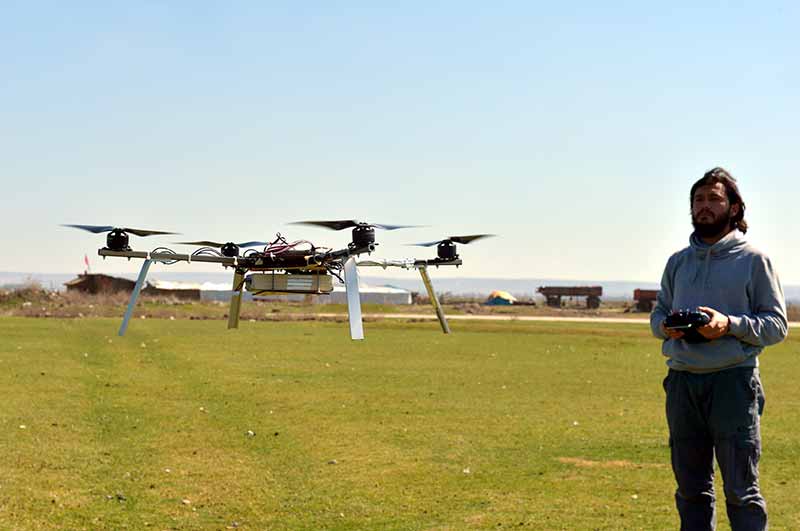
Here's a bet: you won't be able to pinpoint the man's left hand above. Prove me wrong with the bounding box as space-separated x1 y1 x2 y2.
697 306 731 340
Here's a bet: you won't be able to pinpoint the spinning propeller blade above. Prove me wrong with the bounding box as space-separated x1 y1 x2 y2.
291 220 417 231
62 224 115 234
371 223 418 231
409 234 495 246
123 227 177 237
450 234 495 244
291 220 358 231
175 240 269 248
176 240 227 247
408 240 442 248
62 224 176 236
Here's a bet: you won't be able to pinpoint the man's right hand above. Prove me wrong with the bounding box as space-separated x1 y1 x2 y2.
661 319 685 340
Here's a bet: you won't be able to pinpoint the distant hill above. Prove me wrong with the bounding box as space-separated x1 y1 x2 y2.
2 271 799 303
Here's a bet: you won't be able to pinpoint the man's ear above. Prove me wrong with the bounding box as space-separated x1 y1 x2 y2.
730 203 741 218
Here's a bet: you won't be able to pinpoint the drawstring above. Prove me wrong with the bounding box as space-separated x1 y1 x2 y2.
692 231 736 287
692 249 706 285
690 230 743 289
691 248 714 288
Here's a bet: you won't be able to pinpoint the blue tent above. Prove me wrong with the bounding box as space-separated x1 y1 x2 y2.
485 290 517 306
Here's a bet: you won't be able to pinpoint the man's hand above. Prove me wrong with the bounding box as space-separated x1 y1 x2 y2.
697 306 730 340
661 320 685 340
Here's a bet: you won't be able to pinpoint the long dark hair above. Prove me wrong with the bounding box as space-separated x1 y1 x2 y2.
690 167 748 234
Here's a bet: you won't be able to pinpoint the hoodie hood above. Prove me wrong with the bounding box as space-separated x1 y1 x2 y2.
688 230 748 287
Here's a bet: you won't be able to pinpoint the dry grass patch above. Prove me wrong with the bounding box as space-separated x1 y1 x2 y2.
557 457 667 469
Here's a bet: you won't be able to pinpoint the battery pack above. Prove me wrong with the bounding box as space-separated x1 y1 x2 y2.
244 273 333 294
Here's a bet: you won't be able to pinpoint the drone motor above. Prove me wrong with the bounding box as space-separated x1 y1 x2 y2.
437 240 458 260
220 243 240 257
351 224 376 248
106 229 131 252
410 234 495 262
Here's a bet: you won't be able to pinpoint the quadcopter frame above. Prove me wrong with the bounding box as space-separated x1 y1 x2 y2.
98 245 461 339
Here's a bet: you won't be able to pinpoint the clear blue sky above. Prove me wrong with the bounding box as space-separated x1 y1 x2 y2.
1 2 797 283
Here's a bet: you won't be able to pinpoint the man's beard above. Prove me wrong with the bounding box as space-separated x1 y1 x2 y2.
692 208 732 238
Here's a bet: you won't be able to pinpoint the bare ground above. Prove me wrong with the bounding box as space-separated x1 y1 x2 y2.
2 284 798 323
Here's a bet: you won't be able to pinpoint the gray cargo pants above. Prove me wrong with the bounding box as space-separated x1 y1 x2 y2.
663 367 767 531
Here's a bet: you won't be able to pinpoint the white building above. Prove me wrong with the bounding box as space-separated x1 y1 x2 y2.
199 281 411 305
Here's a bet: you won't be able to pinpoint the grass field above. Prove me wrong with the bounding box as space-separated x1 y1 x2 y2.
0 317 798 530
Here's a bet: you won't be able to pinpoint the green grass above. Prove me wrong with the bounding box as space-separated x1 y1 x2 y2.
0 317 797 530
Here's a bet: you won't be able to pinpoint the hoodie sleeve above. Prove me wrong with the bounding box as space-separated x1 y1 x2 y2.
650 254 676 340
727 255 788 346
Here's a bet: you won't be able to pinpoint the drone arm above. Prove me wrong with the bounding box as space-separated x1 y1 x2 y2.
118 258 153 336
343 257 364 340
308 243 376 266
356 258 416 270
227 269 246 330
419 265 450 334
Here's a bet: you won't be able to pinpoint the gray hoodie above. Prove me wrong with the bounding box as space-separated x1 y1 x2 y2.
650 230 788 373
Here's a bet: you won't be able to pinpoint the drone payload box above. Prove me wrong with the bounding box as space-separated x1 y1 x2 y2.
245 273 333 294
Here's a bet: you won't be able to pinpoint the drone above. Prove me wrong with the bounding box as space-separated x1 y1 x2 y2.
62 222 494 339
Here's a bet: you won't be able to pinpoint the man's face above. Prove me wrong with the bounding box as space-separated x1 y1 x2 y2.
691 182 738 238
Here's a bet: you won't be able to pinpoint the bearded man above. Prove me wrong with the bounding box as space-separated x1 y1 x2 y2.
651 167 787 531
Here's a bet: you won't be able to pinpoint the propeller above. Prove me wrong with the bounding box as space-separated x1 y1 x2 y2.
62 224 178 251
291 219 418 248
408 234 495 260
410 234 495 247
174 240 270 257
290 220 416 231
62 224 177 237
175 240 268 248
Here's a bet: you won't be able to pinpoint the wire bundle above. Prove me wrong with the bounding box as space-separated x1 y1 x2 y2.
263 233 320 255
191 247 225 258
150 247 181 265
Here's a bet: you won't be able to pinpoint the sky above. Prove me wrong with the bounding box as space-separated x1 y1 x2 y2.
1 2 798 283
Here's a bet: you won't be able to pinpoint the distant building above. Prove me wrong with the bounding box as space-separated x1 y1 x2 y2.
633 289 659 312
199 282 412 305
142 279 201 300
326 284 411 305
537 286 603 309
64 274 200 299
64 274 135 294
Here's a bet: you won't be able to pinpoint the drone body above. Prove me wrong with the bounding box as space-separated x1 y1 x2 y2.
63 221 494 339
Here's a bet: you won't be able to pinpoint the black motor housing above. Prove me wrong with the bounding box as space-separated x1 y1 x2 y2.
106 229 130 251
437 240 458 261
220 242 240 257
352 224 376 248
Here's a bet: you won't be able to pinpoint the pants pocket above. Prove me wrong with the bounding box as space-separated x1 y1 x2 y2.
719 436 761 505
754 371 766 416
